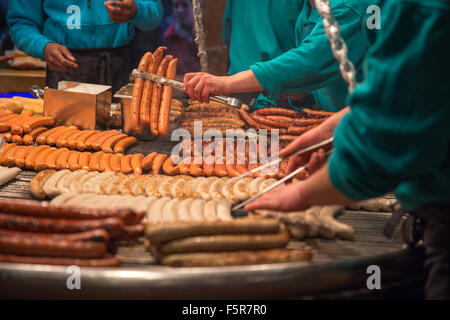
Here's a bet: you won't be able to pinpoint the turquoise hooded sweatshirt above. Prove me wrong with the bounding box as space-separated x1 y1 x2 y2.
7 0 164 59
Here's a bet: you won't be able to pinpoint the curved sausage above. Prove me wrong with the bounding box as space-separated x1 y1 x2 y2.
151 153 168 175
55 129 79 148
55 149 72 170
202 155 215 177
190 161 205 177
214 157 228 177
35 126 64 145
279 135 300 142
67 131 86 150
11 135 23 145
14 146 34 168
46 126 77 146
266 115 294 123
23 127 47 145
34 147 57 171
250 114 291 128
0 254 121 267
131 153 144 175
162 156 180 176
99 153 112 172
158 58 178 136
101 133 127 153
29 169 56 200
109 153 123 172
131 52 153 131
254 107 302 118
238 109 273 130
84 130 115 150
225 163 241 177
287 125 318 135
67 151 81 171
88 151 104 172
120 154 134 174
46 147 69 170
92 131 121 151
292 118 326 127
76 130 99 151
2 145 23 167
301 108 335 119
113 136 138 154
0 143 16 163
78 152 91 171
150 55 173 136
141 152 158 171
22 117 55 133
24 145 50 169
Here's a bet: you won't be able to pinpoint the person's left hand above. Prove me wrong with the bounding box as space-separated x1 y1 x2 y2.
245 182 310 213
183 72 230 103
104 0 137 23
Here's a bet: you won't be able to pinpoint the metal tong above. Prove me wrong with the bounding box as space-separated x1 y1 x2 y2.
232 148 334 212
131 69 243 108
224 137 334 188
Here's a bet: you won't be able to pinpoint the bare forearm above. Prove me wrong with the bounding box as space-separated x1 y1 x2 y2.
224 70 263 94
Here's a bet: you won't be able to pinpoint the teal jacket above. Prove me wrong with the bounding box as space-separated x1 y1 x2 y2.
250 0 369 111
7 0 164 59
222 0 306 109
329 0 450 211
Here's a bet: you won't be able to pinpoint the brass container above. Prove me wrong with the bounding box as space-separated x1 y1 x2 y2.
44 81 112 129
114 84 155 141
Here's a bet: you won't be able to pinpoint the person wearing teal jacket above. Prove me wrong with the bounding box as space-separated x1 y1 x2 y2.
222 0 306 110
184 0 369 112
8 0 163 93
247 0 450 299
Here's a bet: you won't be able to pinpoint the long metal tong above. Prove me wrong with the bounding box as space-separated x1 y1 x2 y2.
232 148 334 212
131 69 243 108
224 137 334 188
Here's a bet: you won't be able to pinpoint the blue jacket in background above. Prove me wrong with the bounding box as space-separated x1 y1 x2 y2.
7 0 164 59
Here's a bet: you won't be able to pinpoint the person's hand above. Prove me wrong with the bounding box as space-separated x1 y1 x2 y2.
183 72 230 103
43 43 78 72
280 106 351 175
104 0 137 23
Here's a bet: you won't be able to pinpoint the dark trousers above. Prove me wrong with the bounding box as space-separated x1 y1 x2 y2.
414 204 450 299
45 45 131 95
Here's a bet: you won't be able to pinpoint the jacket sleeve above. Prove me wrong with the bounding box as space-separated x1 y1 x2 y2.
7 0 51 59
328 1 450 201
249 5 366 100
131 0 164 31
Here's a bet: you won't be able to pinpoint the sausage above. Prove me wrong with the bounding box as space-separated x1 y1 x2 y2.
67 151 81 171
1 145 23 167
99 153 113 172
23 127 47 145
113 224 145 242
88 151 104 171
78 152 91 171
113 136 138 154
34 147 57 171
46 126 77 146
162 156 180 176
225 162 241 177
0 254 121 267
13 146 34 168
131 52 154 131
0 110 13 117
214 157 228 177
266 115 294 123
84 130 115 150
254 107 302 118
151 153 168 175
185 103 239 115
101 133 127 153
55 129 80 148
158 58 178 136
250 113 291 128
279 135 300 142
0 228 110 243
55 148 71 170
76 130 99 151
24 145 50 170
142 152 158 171
0 230 107 258
0 143 16 163
292 118 326 127
131 153 144 175
202 155 215 177
150 55 173 136
287 125 318 135
67 131 86 150
0 212 124 237
238 108 273 130
189 161 205 177
140 47 166 126
3 110 34 133
11 135 23 145
3 132 12 142
92 131 121 151
109 153 123 172
29 170 56 200
22 116 55 133
120 154 134 174
35 126 64 145
301 108 335 118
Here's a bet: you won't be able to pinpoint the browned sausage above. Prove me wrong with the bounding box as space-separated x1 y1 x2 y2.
131 52 153 131
92 131 121 151
34 147 57 171
84 130 115 150
23 127 47 145
67 131 86 150
158 58 178 136
99 152 112 172
46 126 77 146
35 126 64 145
109 153 123 172
225 162 241 177
190 160 205 177
254 107 302 118
162 156 180 176
150 55 173 136
67 151 81 171
202 155 215 176
22 117 55 133
266 115 294 123
250 113 291 128
24 145 50 169
0 254 121 267
78 152 91 171
141 152 158 171
120 154 133 174
301 108 335 118
76 130 99 151
287 125 319 135
151 153 168 175
47 148 72 169
131 153 144 175
214 157 228 177
55 129 80 148
238 108 273 130
113 136 138 154
88 151 104 171
11 135 23 145
29 170 56 200
101 133 127 153
55 148 72 170
1 145 22 167
13 146 34 168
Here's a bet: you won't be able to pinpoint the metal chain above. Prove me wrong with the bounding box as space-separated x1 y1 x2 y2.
314 0 357 93
192 0 209 72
